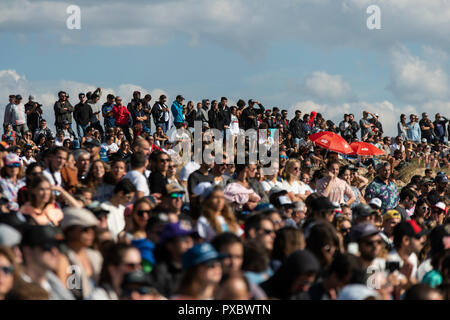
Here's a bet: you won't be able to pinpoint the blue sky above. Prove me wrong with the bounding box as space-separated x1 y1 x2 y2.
1 0 450 135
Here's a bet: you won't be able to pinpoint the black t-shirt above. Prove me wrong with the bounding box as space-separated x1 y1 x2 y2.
187 170 214 195
149 171 168 194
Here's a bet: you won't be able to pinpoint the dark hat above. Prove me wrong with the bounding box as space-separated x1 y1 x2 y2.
310 196 336 212
122 270 153 288
15 95 22 100
182 243 224 269
351 223 380 242
62 120 70 125
393 220 427 240
429 224 450 255
176 95 185 101
248 99 256 104
435 175 448 184
352 204 377 218
159 222 195 244
21 225 61 249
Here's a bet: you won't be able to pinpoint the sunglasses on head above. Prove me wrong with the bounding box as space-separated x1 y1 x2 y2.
7 163 20 168
170 193 183 199
0 265 14 275
136 210 151 217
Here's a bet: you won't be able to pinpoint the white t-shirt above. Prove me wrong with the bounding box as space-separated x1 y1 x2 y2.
43 168 63 187
21 156 36 167
102 201 126 241
230 114 240 136
101 142 119 153
123 170 149 196
196 215 243 242
280 180 310 195
387 249 419 280
260 179 283 193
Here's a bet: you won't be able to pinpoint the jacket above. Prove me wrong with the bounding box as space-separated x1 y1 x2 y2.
113 105 131 126
54 100 74 125
171 101 184 123
289 118 304 139
208 108 225 130
73 102 93 126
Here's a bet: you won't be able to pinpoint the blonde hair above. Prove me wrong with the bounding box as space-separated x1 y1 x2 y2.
284 159 300 182
201 189 239 234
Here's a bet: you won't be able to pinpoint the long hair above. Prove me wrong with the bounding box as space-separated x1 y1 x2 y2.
28 175 55 209
85 160 109 189
127 197 155 234
272 227 305 261
200 189 239 234
283 159 300 183
98 242 136 287
0 163 25 179
176 265 204 298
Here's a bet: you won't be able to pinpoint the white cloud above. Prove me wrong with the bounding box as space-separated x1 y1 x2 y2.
2 0 450 55
303 71 353 102
388 45 449 103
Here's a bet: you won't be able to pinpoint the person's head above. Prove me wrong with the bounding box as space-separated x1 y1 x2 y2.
110 160 126 182
352 223 382 262
156 152 170 173
305 221 339 268
327 253 365 291
0 246 19 299
176 95 185 104
435 174 448 191
393 220 427 255
422 112 429 120
327 161 340 177
130 151 147 171
8 95 15 104
399 188 418 210
61 208 99 248
167 160 177 179
87 160 108 182
244 214 275 252
414 197 431 219
113 179 137 205
28 175 54 208
403 283 443 300
130 198 154 232
382 210 401 237
99 243 141 290
159 222 195 262
74 149 90 174
272 227 305 262
211 233 244 274
1 154 23 180
57 91 66 101
178 243 223 298
120 140 130 152
376 162 391 180
285 159 301 181
307 195 336 223
20 226 60 272
120 271 158 300
133 139 150 156
115 96 123 106
291 201 307 224
338 167 351 185
430 202 447 224
162 184 185 213
25 163 42 182
334 215 352 239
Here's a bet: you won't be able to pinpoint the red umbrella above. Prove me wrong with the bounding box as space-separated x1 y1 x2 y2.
350 142 384 156
309 131 353 154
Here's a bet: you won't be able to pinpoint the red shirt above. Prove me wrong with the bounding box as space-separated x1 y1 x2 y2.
113 105 131 126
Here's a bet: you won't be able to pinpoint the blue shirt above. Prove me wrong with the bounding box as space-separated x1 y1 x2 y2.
407 122 420 142
102 103 116 128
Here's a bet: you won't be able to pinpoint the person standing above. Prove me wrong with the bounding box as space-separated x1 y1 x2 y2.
24 96 43 134
12 95 27 138
152 95 170 133
433 113 448 144
53 91 74 131
419 113 435 144
219 97 231 140
241 99 264 131
142 94 153 131
73 93 93 140
102 94 116 130
171 95 185 129
86 88 104 138
113 97 132 143
407 114 421 144
3 95 16 129
397 114 408 141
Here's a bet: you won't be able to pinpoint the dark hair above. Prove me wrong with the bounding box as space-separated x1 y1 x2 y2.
242 239 269 273
328 253 365 284
400 188 417 202
305 221 339 267
98 243 138 286
130 151 146 169
272 227 305 262
244 214 272 238
113 178 137 195
403 283 442 300
326 160 340 170
211 232 243 252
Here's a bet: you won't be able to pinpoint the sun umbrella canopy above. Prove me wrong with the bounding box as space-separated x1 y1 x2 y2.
309 131 353 154
350 142 384 156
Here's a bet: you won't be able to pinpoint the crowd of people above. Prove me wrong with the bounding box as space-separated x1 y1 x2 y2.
0 89 449 300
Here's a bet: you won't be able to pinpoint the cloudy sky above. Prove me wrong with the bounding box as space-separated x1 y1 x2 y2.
1 0 450 135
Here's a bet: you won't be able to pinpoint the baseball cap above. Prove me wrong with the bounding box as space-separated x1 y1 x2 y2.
383 209 401 223
87 201 110 218
60 207 99 229
163 184 185 196
369 198 382 209
435 175 448 184
352 204 377 218
432 202 447 214
159 222 195 244
193 182 213 198
62 120 69 125
15 95 22 100
310 196 336 212
182 243 225 269
394 220 427 240
29 95 35 102
21 225 61 249
351 223 380 241
421 138 427 143
179 161 200 182
4 153 21 166
0 224 22 247
268 186 285 198
176 95 185 101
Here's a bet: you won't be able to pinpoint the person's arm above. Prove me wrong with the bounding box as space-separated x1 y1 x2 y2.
344 183 356 206
53 185 83 208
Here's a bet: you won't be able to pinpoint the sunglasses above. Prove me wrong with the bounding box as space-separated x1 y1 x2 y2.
170 193 183 199
0 265 14 275
136 210 151 217
159 159 170 163
420 206 430 211
123 262 141 270
260 228 275 235
81 226 95 232
340 228 351 234
280 155 289 160
7 163 20 168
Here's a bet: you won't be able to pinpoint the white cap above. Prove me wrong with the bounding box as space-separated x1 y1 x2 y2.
338 284 380 300
369 198 382 209
0 224 22 247
179 161 201 182
61 208 99 229
433 202 447 213
193 182 213 198
278 196 292 205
